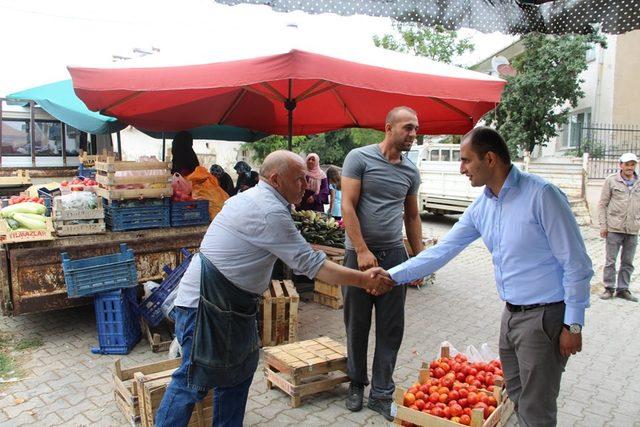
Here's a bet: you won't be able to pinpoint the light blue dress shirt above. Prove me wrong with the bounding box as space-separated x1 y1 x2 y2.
175 180 326 308
389 166 593 326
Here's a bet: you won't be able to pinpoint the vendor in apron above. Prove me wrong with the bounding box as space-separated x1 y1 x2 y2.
154 150 395 427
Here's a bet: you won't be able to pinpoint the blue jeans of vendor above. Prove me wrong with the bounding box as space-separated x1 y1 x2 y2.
155 255 260 427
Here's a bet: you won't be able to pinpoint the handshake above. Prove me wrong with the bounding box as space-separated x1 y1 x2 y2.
361 267 396 296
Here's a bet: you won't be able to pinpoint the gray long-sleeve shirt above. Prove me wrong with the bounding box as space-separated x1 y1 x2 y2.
175 180 326 308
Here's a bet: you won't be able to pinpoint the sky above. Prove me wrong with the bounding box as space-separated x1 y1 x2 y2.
0 0 517 96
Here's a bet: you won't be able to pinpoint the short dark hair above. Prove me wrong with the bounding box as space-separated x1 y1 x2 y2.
462 127 511 164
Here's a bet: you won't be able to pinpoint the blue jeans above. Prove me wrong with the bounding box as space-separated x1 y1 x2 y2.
154 306 254 427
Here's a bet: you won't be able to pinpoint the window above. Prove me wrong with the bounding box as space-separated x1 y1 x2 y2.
1 119 30 156
441 149 451 162
562 111 591 148
65 126 83 156
429 150 441 161
452 150 461 161
34 121 63 156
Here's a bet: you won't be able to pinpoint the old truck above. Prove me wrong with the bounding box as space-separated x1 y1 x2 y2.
0 226 207 315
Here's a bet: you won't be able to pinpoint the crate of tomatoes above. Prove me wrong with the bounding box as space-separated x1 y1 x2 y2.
392 345 513 427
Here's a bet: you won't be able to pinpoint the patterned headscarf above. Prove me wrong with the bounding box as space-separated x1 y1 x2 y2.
234 161 252 177
305 153 326 195
210 164 225 177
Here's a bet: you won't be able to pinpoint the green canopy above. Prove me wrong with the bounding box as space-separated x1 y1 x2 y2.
8 80 268 142
7 80 126 135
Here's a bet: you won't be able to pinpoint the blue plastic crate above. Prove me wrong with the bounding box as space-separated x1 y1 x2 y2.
170 200 210 227
61 243 138 298
78 164 96 180
105 198 170 231
92 287 141 355
138 248 194 326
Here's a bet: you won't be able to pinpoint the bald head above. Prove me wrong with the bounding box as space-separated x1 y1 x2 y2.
260 150 304 179
386 106 417 125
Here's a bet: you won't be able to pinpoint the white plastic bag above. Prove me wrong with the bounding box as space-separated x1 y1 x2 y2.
436 340 499 363
142 281 160 299
168 337 182 359
160 287 179 319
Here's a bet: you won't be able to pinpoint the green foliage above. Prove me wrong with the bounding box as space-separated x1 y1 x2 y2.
373 23 474 65
248 128 383 165
14 337 43 351
484 33 607 157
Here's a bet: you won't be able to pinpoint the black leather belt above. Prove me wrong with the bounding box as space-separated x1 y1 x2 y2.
506 300 564 312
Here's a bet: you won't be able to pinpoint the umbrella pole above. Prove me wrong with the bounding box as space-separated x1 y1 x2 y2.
162 132 166 161
285 79 296 151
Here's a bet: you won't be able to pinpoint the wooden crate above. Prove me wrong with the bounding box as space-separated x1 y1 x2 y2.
259 279 299 347
404 237 438 257
113 358 182 425
310 243 344 263
141 318 174 353
0 217 54 244
0 170 31 187
313 279 343 309
79 149 112 167
52 196 105 236
94 156 172 200
263 336 349 408
135 371 213 427
393 368 513 427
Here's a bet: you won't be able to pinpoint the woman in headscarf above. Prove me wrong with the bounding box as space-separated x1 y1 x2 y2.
234 161 259 193
210 164 236 197
297 153 329 212
170 131 199 177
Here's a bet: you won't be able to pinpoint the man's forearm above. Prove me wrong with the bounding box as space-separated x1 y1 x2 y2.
316 259 364 288
342 204 368 253
404 213 423 256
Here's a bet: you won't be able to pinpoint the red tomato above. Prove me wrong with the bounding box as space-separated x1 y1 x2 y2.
459 414 471 425
431 407 444 418
458 398 469 408
450 403 463 417
459 388 469 398
443 406 451 419
448 390 460 401
434 367 446 378
438 393 448 403
467 393 479 406
415 399 425 411
428 385 438 395
429 360 439 369
428 392 440 404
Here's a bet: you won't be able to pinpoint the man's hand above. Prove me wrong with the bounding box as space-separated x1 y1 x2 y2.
600 230 608 238
307 195 315 204
356 249 378 271
362 267 395 296
559 328 582 357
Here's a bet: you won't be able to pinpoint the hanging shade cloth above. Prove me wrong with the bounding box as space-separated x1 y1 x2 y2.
67 35 506 137
7 80 126 135
214 0 640 35
8 80 268 142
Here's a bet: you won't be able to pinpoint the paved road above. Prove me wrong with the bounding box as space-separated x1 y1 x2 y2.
0 215 638 426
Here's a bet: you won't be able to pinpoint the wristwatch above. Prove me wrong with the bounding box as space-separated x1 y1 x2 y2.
563 323 582 334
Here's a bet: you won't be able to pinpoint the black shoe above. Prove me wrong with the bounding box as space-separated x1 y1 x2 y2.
616 289 638 302
600 288 614 300
345 383 364 412
367 397 394 421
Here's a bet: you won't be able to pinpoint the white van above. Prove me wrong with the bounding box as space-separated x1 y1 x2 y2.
408 143 483 215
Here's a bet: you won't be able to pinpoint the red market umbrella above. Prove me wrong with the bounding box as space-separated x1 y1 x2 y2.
68 37 505 148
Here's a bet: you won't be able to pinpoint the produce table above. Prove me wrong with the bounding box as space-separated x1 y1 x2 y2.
0 225 207 315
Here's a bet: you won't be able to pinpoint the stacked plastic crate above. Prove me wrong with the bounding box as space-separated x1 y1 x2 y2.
61 243 141 354
94 156 172 231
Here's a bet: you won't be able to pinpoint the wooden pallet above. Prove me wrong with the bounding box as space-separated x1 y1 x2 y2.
310 243 344 263
0 217 54 244
94 156 172 200
313 279 343 309
113 358 182 425
0 170 31 187
141 318 174 353
260 279 299 347
263 336 349 407
393 380 513 427
52 196 106 236
79 149 112 167
135 371 213 427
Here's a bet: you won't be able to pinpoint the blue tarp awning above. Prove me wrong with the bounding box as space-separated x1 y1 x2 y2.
7 80 268 142
7 80 126 135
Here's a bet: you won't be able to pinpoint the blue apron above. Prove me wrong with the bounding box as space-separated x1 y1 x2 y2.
187 254 260 389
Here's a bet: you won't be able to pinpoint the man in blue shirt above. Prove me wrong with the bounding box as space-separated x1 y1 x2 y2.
389 127 593 426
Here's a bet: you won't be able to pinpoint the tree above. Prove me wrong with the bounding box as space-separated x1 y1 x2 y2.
484 33 606 156
373 23 474 65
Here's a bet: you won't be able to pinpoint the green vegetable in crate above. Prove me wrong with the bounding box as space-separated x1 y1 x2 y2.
291 209 345 248
5 218 20 230
0 201 46 218
12 213 47 230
